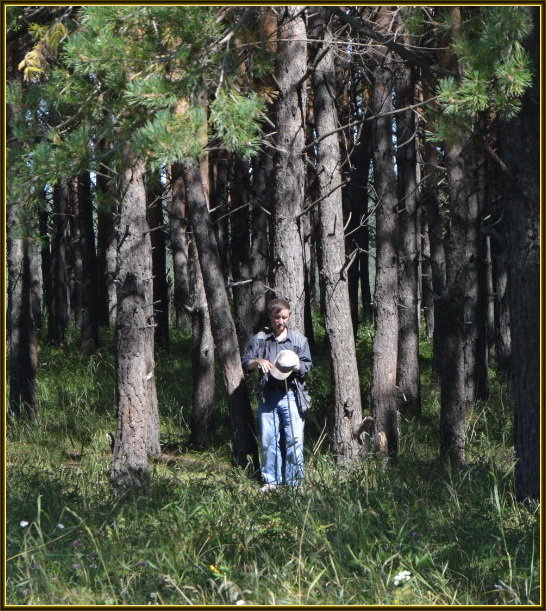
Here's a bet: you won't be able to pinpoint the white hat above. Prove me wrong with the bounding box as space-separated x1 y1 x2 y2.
270 350 300 381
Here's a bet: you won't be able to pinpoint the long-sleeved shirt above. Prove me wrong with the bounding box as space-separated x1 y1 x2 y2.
242 327 312 407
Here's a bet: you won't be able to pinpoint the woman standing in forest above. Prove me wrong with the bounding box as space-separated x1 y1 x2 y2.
242 298 312 490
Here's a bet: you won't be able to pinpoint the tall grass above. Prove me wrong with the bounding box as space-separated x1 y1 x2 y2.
6 326 540 605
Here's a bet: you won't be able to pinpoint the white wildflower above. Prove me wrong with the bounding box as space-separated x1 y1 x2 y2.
393 569 412 587
19 521 29 528
56 523 65 529
236 601 246 606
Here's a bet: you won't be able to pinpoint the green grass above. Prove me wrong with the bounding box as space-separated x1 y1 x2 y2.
6 326 540 605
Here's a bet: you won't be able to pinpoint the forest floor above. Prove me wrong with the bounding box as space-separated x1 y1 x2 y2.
6 325 540 606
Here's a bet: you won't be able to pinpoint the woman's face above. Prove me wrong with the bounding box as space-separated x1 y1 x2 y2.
270 308 291 336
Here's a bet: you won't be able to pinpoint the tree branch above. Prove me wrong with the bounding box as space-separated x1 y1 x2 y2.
296 179 350 219
304 96 438 152
327 7 454 78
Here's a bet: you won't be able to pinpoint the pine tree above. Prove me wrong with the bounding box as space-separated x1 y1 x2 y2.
370 7 400 457
310 7 364 465
497 7 540 501
394 20 421 418
271 6 308 330
11 6 267 475
427 6 533 464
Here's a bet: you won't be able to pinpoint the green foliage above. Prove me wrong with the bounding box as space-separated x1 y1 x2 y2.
124 74 180 111
133 107 206 167
6 6 26 36
8 5 269 195
6 330 540 605
434 6 533 138
210 90 266 160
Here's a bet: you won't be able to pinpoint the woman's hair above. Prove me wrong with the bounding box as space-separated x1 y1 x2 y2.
267 298 291 316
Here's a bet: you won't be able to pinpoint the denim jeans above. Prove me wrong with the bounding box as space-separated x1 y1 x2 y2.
258 389 304 486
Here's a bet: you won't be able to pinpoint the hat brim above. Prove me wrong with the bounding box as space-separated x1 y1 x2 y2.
269 365 296 381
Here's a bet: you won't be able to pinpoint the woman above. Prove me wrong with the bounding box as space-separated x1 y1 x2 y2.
242 298 312 490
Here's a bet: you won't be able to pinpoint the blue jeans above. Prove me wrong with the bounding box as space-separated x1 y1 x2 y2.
258 390 304 486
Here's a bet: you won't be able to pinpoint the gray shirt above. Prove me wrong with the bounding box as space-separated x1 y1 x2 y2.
242 328 312 400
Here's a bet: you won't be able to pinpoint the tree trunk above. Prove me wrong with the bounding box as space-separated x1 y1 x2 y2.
7 37 38 419
249 149 273 331
421 139 447 380
420 218 435 340
230 158 254 351
484 234 496 363
181 158 259 469
189 235 216 449
47 183 70 344
395 60 421 417
311 8 364 465
498 6 539 502
492 232 511 376
96 169 117 327
74 171 99 353
146 170 169 348
8 210 38 420
170 163 192 332
209 150 230 282
439 134 478 465
66 178 82 329
272 6 307 330
302 111 319 350
110 154 160 491
170 165 215 448
437 8 480 465
473 133 490 402
301 188 316 350
347 124 373 332
370 13 399 457
38 195 49 330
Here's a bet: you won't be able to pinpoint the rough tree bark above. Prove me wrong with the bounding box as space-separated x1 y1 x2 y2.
472 130 490 402
438 8 479 465
8 214 38 420
438 132 478 465
421 138 447 380
420 218 435 340
181 158 259 469
170 164 192 332
47 183 70 344
395 57 421 417
230 158 255 351
67 178 82 327
96 168 117 327
302 118 318 350
38 194 49 330
209 150 230 283
492 229 511 376
110 154 161 491
498 6 539 502
188 235 216 449
347 125 373 333
272 6 307 329
7 36 38 419
311 7 364 465
146 170 169 348
249 148 274 331
370 7 399 457
74 171 99 353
